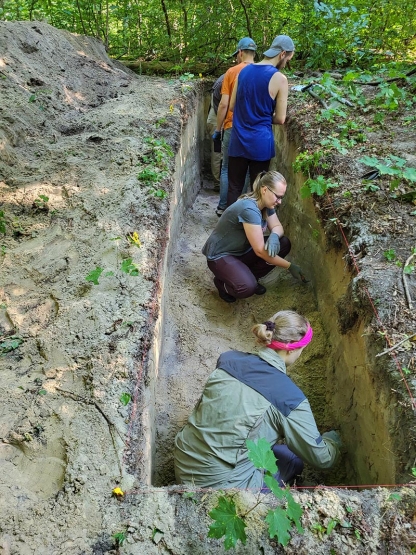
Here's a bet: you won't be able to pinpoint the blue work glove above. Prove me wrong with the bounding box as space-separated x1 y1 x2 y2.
288 263 309 283
265 232 280 257
322 430 342 449
212 130 221 141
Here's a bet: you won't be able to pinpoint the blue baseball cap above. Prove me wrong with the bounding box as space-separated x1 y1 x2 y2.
263 35 295 57
232 37 257 57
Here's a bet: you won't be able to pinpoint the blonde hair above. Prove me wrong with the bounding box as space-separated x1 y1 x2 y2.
252 310 309 347
239 170 287 203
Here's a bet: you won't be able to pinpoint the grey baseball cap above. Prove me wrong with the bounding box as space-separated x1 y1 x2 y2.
232 37 257 57
263 35 295 57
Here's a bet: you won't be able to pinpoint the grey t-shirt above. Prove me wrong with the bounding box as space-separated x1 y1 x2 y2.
202 198 275 260
212 74 224 114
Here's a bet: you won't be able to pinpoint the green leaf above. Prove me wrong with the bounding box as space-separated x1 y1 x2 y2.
266 507 292 546
263 474 285 499
286 493 304 533
326 518 338 535
403 167 416 182
0 336 23 354
300 184 312 198
120 392 131 406
404 265 414 274
208 496 247 550
38 389 47 395
384 249 396 261
388 493 402 501
121 258 140 276
246 438 277 474
86 267 104 285
306 176 338 196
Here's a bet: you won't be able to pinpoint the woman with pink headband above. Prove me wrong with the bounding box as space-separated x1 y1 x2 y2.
174 310 341 490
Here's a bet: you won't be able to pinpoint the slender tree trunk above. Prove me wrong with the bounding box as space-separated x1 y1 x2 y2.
160 0 172 46
28 0 37 20
105 0 109 49
75 0 88 35
238 0 252 38
179 0 188 50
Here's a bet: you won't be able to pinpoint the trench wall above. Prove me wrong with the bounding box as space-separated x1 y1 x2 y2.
139 90 407 487
271 124 405 484
139 90 206 485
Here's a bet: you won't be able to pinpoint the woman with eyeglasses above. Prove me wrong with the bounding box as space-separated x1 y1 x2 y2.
202 170 307 303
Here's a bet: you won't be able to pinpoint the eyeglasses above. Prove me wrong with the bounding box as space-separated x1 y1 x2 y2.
265 186 284 202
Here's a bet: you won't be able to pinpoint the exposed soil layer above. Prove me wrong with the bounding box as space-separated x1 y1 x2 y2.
0 20 415 555
153 185 349 488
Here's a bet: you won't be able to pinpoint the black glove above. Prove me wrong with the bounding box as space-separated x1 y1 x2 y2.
288 263 309 283
265 233 280 257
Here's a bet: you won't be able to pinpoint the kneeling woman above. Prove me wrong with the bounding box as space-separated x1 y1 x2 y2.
202 170 307 303
174 310 341 490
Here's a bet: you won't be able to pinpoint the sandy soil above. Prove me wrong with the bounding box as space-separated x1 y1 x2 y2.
1 20 416 555
153 184 350 488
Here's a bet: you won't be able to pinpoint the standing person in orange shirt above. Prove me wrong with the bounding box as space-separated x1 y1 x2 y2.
212 37 257 217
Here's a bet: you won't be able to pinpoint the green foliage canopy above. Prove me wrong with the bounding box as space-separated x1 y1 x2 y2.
1 0 415 69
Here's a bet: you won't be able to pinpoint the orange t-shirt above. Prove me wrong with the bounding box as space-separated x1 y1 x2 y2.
221 62 252 130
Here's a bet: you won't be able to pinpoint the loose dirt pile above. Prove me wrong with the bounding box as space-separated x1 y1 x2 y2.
0 20 415 555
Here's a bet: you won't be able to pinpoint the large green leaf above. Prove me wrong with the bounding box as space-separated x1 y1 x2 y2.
286 493 304 533
266 507 292 546
208 496 247 550
246 438 277 474
85 267 104 285
403 167 416 182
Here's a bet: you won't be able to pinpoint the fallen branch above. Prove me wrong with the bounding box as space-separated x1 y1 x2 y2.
375 332 416 357
353 66 416 86
307 88 328 109
403 253 415 310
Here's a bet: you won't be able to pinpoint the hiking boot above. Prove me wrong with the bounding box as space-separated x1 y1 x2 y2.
215 207 225 217
218 289 236 303
254 283 266 295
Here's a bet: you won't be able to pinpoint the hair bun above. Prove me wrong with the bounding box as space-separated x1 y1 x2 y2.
263 321 275 332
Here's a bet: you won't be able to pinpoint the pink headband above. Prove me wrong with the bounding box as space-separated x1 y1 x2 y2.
267 325 313 351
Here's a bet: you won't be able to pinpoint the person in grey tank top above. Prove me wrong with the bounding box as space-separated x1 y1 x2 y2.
202 170 308 302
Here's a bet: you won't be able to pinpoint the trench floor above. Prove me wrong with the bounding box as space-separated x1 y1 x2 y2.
153 182 352 487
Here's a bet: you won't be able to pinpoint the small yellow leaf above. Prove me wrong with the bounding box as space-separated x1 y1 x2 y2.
199 73 202 78
128 231 141 248
169 104 174 113
112 487 124 497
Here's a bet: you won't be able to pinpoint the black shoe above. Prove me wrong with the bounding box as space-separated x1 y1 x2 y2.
218 289 236 303
215 207 225 217
254 283 266 295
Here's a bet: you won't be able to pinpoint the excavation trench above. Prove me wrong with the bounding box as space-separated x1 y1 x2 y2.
140 91 404 490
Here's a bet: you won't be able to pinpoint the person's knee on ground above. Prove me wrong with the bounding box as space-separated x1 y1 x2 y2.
214 275 258 300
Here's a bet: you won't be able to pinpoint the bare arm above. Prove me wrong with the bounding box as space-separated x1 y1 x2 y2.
216 94 229 132
229 76 239 112
270 72 289 125
266 212 284 237
243 223 290 268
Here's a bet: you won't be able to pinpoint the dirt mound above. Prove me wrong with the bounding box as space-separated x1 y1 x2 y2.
0 20 186 553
